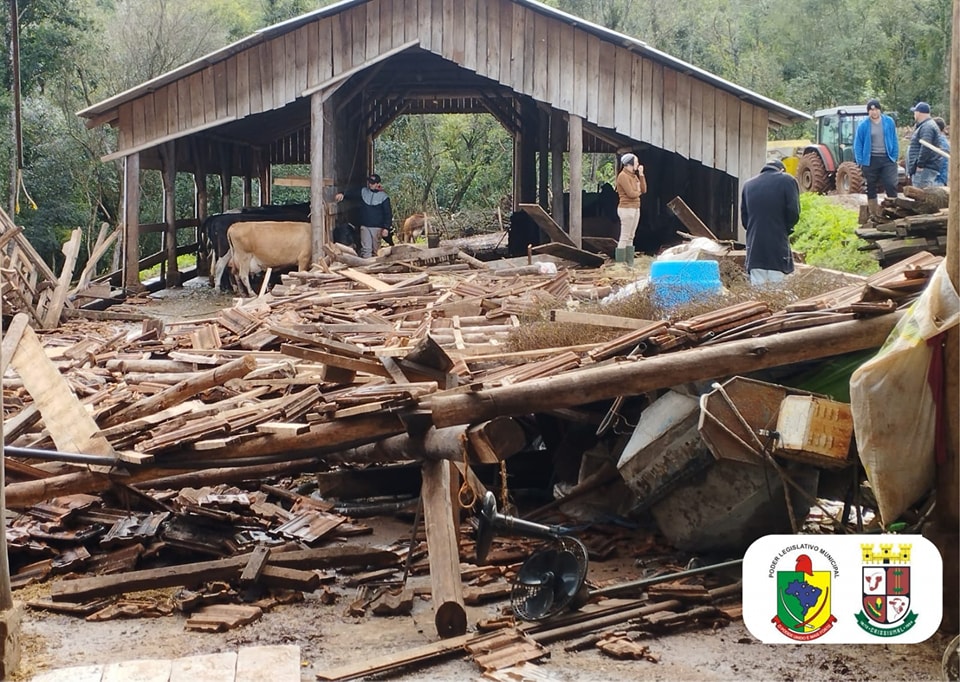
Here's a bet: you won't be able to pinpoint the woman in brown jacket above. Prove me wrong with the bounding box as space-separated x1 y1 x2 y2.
615 153 647 264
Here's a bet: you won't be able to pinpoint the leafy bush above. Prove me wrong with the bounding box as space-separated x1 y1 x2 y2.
790 194 879 275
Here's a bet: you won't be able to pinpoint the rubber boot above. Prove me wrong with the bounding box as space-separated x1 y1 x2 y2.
614 247 627 263
625 245 635 267
867 197 881 219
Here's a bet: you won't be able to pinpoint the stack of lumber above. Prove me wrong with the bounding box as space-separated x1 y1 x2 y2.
856 185 949 266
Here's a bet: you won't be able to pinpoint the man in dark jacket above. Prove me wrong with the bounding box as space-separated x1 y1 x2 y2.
740 160 801 286
335 173 393 258
906 102 943 189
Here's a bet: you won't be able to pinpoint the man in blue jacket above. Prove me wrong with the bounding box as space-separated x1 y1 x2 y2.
853 99 900 219
741 160 801 286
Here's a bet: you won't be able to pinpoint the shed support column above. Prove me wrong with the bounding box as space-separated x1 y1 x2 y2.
258 151 270 205
568 114 583 248
310 92 327 263
218 144 232 213
123 153 141 291
159 141 180 287
550 111 565 230
537 108 548 210
193 144 209 277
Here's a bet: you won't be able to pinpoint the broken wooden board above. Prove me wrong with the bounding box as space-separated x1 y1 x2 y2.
517 203 575 246
531 242 604 267
185 604 263 632
9 320 118 464
666 196 719 240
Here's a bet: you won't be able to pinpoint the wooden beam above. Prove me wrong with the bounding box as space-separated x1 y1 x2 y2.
666 196 720 240
549 309 658 330
101 116 236 162
421 459 467 638
123 153 141 289
302 40 420 98
430 312 903 428
41 228 81 329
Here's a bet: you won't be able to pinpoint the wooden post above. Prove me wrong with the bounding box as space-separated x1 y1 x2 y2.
421 459 467 638
928 0 959 634
194 142 209 277
123 153 141 290
568 114 583 248
311 91 327 264
219 142 233 213
160 140 180 287
538 107 549 211
550 110 565 230
258 150 270 205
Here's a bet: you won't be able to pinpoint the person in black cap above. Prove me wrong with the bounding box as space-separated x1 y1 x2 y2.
853 99 900 218
335 173 393 258
906 102 943 188
740 159 801 286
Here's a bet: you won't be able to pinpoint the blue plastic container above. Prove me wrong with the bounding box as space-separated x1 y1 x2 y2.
649 259 722 309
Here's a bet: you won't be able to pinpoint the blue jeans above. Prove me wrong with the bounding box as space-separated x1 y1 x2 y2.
911 167 940 189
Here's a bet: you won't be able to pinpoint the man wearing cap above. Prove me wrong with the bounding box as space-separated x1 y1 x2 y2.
335 173 393 258
906 102 943 188
853 99 900 218
740 160 801 286
614 153 647 265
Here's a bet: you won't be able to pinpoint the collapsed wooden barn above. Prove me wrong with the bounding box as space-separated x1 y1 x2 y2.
76 0 808 291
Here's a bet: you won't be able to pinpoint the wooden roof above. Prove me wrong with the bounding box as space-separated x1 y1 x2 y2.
76 0 809 185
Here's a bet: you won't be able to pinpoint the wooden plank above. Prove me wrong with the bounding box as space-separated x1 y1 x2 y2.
213 61 229 121
235 645 301 682
549 309 658 330
101 659 171 682
675 72 691 159
662 68 677 152
597 41 616 129
474 0 486 76
739 102 754 187
702 82 716 167
10 324 117 458
202 66 216 123
131 97 146 146
572 23 588 119
42 228 82 329
169 651 237 682
463 0 477 71
666 196 719 240
0 312 29 376
531 11 547 102
351 2 366 68
339 267 393 291
236 49 251 117
714 89 728 172
509 2 524 90
614 46 632 134
650 63 664 148
187 71 204 128
725 93 740 176
280 344 392 377
530 242 602 267
421 459 467 638
366 0 380 61
485 0 499 80
689 78 704 162
517 203 574 246
239 545 271 585
521 6 535 95
258 42 274 112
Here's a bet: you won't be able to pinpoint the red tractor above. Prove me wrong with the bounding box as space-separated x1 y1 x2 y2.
795 105 867 194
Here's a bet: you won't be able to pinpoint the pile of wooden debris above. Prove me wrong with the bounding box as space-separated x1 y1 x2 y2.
0 228 945 678
856 185 950 265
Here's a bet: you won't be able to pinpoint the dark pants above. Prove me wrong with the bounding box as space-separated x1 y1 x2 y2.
862 155 899 199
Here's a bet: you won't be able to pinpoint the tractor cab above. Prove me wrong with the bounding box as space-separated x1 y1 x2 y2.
796 105 869 194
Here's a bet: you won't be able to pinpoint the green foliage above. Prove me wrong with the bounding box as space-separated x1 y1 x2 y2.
790 194 878 275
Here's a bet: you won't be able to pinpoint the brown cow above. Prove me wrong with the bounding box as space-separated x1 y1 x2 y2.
225 221 312 296
398 213 429 243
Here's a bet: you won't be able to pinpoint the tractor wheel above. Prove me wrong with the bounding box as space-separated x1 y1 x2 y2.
835 162 864 194
797 153 830 194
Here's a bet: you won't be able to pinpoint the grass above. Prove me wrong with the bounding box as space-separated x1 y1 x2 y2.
141 254 197 279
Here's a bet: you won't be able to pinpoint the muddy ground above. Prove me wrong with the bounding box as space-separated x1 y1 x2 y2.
10 277 957 681
12 513 954 682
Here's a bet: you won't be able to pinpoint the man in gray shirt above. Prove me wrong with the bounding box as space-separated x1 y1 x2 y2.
853 99 900 220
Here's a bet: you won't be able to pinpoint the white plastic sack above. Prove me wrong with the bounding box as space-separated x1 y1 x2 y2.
849 262 960 526
657 237 727 262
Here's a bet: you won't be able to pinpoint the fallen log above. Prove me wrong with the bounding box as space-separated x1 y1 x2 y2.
429 312 902 427
421 459 467 638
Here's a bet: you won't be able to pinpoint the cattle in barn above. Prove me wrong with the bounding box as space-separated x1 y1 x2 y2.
333 222 360 254
204 203 310 290
398 213 428 243
226 221 312 297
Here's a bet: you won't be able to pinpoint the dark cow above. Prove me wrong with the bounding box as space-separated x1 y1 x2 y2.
204 203 310 290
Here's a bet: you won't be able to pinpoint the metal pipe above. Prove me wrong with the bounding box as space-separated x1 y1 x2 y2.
590 558 743 598
5 445 120 466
